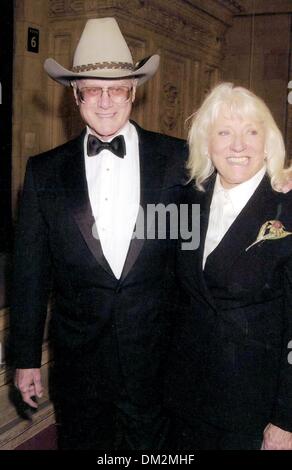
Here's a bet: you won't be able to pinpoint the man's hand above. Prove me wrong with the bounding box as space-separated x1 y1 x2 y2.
14 368 43 409
262 423 292 450
279 180 292 193
274 169 292 193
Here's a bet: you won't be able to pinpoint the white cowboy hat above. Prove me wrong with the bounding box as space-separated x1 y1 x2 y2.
44 17 160 86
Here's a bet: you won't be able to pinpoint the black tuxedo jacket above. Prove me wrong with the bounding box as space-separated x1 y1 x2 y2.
10 122 187 407
167 174 292 434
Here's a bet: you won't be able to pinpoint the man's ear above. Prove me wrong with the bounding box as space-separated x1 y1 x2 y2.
131 79 138 103
71 82 79 106
73 89 79 106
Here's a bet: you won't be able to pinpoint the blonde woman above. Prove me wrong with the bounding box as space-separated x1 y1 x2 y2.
167 83 292 450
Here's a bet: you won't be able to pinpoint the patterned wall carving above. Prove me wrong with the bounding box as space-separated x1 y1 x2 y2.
49 0 120 16
216 0 244 13
48 0 228 60
45 0 232 144
202 65 220 100
158 49 188 137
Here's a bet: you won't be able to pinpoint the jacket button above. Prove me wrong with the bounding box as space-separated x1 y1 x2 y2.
115 286 122 293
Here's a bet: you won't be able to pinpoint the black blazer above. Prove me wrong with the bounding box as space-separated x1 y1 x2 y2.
10 122 187 407
167 174 292 434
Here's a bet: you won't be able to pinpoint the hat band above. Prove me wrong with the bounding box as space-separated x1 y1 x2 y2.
72 61 135 73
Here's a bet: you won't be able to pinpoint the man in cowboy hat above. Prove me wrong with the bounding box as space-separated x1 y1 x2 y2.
10 17 187 449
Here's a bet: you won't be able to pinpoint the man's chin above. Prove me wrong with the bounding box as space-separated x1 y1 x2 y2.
89 126 120 141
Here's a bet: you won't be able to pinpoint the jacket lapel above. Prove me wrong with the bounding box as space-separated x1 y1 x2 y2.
187 176 217 309
204 175 276 281
120 124 167 281
182 175 279 311
60 131 115 277
60 125 180 282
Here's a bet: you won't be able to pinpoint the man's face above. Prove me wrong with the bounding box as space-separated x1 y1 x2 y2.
73 78 136 140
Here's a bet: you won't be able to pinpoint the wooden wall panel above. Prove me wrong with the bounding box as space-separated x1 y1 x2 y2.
41 0 233 148
223 13 291 163
126 35 148 127
158 50 190 137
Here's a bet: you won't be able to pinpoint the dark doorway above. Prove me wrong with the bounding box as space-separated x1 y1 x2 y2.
0 2 13 308
0 1 13 252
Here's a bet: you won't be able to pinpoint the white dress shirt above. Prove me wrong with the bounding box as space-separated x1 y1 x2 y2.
84 122 140 279
203 166 266 269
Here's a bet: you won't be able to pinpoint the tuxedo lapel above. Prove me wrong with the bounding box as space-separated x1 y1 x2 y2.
60 126 177 282
60 131 114 277
120 124 167 281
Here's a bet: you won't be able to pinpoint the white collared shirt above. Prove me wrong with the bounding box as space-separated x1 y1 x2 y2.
84 121 140 279
203 166 266 269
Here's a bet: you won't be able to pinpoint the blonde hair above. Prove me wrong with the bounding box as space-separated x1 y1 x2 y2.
187 82 286 191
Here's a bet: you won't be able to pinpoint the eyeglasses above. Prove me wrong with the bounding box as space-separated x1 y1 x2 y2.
76 86 133 104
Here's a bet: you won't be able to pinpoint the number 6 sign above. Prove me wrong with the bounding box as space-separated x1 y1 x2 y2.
27 27 39 53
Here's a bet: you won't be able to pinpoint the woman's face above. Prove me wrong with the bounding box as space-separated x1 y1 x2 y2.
208 111 266 189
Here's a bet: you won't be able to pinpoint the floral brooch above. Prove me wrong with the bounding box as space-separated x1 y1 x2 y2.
246 220 292 251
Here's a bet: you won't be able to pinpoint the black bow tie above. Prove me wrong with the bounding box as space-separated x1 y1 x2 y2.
87 134 126 158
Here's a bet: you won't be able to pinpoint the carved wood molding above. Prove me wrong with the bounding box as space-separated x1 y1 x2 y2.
48 0 244 17
216 0 245 14
125 1 226 55
48 0 132 17
48 0 228 61
161 81 180 133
